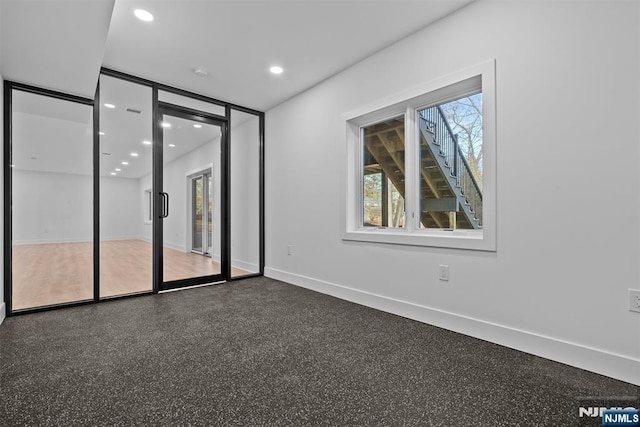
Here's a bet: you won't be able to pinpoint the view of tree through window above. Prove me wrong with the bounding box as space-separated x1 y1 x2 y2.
440 94 483 189
418 93 483 229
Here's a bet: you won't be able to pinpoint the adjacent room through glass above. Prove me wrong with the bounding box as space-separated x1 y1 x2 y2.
99 74 153 299
10 89 94 310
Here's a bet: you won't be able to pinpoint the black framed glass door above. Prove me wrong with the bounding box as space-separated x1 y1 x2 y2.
156 105 227 291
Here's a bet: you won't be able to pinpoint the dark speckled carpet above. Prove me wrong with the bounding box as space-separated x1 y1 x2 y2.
0 277 638 426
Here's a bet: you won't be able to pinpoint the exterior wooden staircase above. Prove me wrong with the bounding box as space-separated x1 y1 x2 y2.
364 107 482 229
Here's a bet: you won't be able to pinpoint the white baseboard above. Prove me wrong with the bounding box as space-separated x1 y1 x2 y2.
265 267 640 386
13 238 93 245
163 241 186 252
231 259 260 273
14 236 142 245
0 302 5 326
100 235 141 241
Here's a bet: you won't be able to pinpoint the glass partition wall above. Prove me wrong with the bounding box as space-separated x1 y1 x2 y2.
99 75 153 298
9 89 94 310
230 109 261 277
4 70 264 315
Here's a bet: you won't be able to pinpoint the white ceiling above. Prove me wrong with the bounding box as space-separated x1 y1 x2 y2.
1 0 474 110
0 0 114 99
3 0 475 178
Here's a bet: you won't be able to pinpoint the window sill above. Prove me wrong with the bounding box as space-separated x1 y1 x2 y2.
342 229 494 251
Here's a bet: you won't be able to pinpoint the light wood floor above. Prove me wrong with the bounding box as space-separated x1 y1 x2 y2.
12 239 248 311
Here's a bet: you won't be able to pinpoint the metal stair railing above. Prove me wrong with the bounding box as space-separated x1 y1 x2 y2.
419 106 483 225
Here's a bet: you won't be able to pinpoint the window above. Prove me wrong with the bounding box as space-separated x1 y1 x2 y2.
344 60 496 251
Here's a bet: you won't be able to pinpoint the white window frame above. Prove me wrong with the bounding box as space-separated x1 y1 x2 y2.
342 59 496 251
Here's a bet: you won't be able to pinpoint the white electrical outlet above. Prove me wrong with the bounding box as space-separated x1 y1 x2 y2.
630 289 640 313
287 245 292 256
439 265 449 282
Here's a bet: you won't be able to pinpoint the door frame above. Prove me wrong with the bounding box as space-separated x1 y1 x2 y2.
154 103 229 292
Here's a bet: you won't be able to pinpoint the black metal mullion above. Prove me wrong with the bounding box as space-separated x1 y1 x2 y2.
157 102 228 125
7 81 93 106
93 81 100 302
259 113 265 275
222 105 231 280
3 81 13 315
152 85 162 293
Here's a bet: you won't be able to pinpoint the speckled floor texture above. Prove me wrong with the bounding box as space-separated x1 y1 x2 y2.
0 277 638 426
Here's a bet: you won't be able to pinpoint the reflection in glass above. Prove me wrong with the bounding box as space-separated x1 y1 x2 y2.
162 115 221 282
230 109 261 277
11 90 93 310
99 75 153 298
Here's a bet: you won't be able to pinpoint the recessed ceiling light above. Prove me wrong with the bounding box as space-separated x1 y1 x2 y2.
161 122 171 128
193 124 202 129
104 103 115 109
270 66 284 75
168 144 176 148
111 172 117 176
131 152 139 157
193 68 209 77
134 9 154 22
115 168 121 172
142 140 152 145
99 131 105 135
122 161 129 165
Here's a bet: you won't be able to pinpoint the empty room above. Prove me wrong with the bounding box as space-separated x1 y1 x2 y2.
0 0 639 425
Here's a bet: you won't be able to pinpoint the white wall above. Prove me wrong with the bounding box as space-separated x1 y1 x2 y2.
265 1 640 385
12 172 141 244
231 115 260 273
100 176 143 240
13 170 93 244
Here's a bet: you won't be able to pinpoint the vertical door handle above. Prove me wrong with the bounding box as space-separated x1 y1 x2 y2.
160 192 169 218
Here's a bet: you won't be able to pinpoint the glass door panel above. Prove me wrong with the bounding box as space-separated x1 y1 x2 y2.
11 90 94 310
99 75 153 298
161 113 222 285
230 109 261 277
